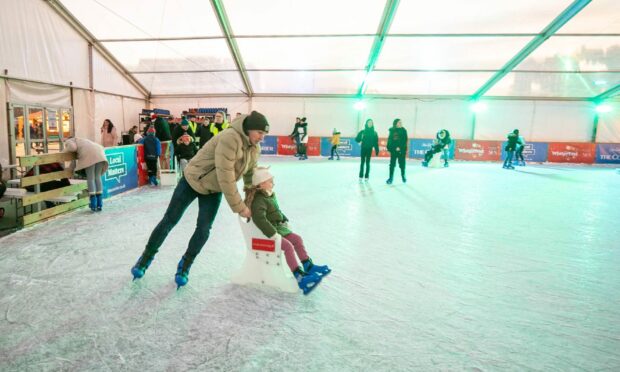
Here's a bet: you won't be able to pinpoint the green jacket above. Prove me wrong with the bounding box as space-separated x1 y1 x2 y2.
251 191 292 238
184 114 260 213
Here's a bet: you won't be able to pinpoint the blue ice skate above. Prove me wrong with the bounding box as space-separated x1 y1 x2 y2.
131 254 154 280
295 271 322 295
303 258 332 278
175 257 193 289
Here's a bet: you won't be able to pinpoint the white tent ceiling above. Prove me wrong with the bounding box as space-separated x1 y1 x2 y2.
57 0 620 100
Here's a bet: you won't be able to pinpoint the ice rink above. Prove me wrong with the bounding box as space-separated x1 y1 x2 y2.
1 157 619 371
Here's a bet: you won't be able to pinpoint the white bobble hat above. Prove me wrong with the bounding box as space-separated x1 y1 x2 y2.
252 166 273 186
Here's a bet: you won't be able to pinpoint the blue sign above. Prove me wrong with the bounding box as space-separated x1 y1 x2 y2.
500 141 548 162
260 135 278 155
596 143 620 164
103 145 138 198
320 137 361 157
409 139 455 159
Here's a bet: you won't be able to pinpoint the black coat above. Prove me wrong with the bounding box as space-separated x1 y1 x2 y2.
356 128 380 154
175 143 196 160
387 127 408 153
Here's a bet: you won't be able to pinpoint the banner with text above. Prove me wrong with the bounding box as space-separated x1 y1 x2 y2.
277 136 321 156
320 137 361 157
103 145 138 198
500 142 548 162
547 143 596 163
409 139 456 160
260 135 278 155
454 140 502 161
595 143 620 164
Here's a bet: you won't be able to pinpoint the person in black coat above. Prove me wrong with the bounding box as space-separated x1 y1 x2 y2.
386 118 408 184
153 116 172 142
289 117 302 157
503 129 520 170
198 111 228 148
355 119 380 180
422 129 451 167
175 134 197 174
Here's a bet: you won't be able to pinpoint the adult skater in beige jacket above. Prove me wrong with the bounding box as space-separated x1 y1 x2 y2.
63 137 109 211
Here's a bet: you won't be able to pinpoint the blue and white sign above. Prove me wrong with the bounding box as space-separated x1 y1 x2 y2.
103 145 138 198
320 137 361 157
500 141 548 162
260 135 278 155
596 143 620 164
409 139 455 159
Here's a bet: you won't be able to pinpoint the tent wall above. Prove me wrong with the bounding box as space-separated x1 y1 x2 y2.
0 79 8 169
92 50 144 99
151 97 607 143
595 101 620 143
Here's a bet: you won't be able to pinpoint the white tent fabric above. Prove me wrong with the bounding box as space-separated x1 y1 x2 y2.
72 88 95 140
92 50 144 99
6 80 71 108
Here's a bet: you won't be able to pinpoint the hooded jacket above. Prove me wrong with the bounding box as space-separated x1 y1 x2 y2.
183 114 260 213
387 127 408 153
63 137 108 171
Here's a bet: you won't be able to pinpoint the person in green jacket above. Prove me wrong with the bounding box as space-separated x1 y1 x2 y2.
131 111 268 288
244 166 331 295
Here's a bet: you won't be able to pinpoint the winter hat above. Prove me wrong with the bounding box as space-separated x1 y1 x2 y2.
252 166 273 186
150 113 157 122
243 111 270 134
147 126 156 135
181 117 189 126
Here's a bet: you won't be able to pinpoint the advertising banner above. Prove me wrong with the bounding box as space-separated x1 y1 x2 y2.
277 136 321 156
547 143 596 163
454 140 502 161
260 135 278 155
500 142 548 162
103 145 138 198
595 143 620 164
320 137 361 157
409 139 455 160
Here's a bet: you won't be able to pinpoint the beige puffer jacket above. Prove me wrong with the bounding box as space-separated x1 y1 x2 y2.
184 114 260 213
63 137 108 171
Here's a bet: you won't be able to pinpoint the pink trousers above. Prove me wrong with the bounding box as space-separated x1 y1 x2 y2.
281 232 309 272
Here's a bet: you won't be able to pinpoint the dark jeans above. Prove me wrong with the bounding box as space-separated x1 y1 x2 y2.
389 151 406 178
146 158 158 177
330 145 339 159
504 150 515 167
294 137 301 156
359 148 372 178
144 177 222 263
424 145 443 162
515 146 524 162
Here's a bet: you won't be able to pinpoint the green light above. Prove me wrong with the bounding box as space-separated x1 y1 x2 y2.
595 104 613 113
470 101 487 113
354 101 366 111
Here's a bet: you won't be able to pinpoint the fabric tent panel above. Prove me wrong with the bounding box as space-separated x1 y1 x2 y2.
248 71 364 94
0 0 89 88
60 0 222 39
223 0 386 35
0 79 9 167
530 101 595 142
375 37 531 70
7 80 71 107
486 72 620 98
474 101 536 140
365 71 493 95
103 39 236 72
94 93 124 145
135 72 247 95
303 98 362 137
92 50 145 99
389 0 574 34
237 37 373 69
413 100 473 139
557 0 620 33
122 97 147 133
73 88 95 140
251 98 306 135
596 102 620 143
516 36 620 72
361 100 417 137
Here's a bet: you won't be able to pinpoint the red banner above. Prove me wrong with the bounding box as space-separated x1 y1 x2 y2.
547 143 596 163
277 136 321 156
136 145 149 186
455 140 502 161
252 238 275 252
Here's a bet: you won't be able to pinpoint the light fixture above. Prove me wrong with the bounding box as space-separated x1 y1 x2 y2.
594 80 607 86
595 104 613 113
354 101 366 111
470 101 487 113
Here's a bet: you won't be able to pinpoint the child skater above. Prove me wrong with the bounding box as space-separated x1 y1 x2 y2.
503 129 520 169
514 132 526 166
244 166 331 294
328 128 341 160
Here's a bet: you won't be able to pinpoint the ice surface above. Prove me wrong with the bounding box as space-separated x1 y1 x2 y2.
1 158 619 371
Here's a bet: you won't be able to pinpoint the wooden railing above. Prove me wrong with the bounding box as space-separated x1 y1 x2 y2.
17 152 88 226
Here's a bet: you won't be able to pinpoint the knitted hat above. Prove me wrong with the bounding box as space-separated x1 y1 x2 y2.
181 117 189 126
242 111 269 134
150 113 157 121
147 126 156 135
252 166 273 186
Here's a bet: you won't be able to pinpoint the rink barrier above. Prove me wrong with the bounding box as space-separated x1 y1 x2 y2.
265 135 620 164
